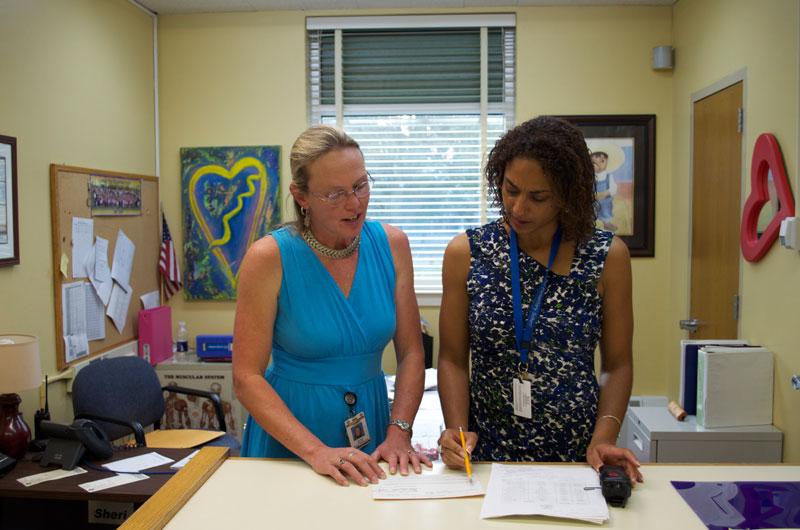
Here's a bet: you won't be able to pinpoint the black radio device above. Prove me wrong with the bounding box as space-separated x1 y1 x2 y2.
599 465 632 508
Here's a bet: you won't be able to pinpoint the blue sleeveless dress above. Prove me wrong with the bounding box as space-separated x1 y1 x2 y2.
466 220 613 462
241 220 396 458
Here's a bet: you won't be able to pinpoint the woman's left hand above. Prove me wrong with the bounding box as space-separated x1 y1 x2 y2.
372 428 432 475
586 442 643 484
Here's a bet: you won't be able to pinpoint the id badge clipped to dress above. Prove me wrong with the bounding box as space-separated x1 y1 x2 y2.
508 227 561 422
343 392 370 449
511 356 532 419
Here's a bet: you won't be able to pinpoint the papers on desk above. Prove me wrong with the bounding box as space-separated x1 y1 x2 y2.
480 464 609 524
170 450 200 469
79 473 149 493
102 452 174 473
372 472 484 500
17 466 88 487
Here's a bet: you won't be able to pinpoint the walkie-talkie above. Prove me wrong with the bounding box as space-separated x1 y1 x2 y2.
599 465 632 508
32 375 51 451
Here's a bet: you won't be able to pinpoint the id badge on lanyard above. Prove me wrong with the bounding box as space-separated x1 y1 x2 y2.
509 226 562 418
343 391 370 449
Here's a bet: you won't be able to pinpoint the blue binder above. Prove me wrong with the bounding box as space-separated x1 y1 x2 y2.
681 343 703 415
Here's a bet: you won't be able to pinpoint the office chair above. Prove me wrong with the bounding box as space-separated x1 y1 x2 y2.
71 355 240 451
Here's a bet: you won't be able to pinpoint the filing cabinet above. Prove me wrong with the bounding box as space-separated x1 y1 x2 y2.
621 406 782 463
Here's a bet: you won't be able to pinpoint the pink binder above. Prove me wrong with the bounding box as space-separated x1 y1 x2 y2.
138 306 173 365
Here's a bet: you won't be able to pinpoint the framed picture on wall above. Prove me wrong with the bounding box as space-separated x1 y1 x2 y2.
180 145 281 300
555 114 656 257
0 134 19 266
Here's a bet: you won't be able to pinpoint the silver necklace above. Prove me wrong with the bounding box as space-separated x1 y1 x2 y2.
302 228 360 259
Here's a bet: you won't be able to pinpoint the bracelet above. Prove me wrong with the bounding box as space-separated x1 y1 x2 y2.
599 414 622 428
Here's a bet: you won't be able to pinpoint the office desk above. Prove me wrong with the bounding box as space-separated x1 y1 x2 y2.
126 457 800 529
0 446 227 529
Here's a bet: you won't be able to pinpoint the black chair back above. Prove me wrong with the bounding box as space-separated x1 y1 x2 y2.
72 356 165 441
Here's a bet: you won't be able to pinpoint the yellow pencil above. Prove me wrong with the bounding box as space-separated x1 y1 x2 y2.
458 426 473 483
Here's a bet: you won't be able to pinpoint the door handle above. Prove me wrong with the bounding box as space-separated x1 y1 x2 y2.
679 318 701 333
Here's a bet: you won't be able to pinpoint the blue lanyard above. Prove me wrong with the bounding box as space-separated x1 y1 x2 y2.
510 226 562 366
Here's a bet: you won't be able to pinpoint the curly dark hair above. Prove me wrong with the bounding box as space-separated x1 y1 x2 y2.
485 116 597 243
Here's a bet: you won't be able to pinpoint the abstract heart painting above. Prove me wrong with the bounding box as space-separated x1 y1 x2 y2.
181 145 280 300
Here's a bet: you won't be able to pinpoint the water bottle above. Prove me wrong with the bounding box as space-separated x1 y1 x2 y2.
176 321 189 354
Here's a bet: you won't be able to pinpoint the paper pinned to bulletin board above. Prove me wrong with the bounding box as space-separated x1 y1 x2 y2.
50 164 160 370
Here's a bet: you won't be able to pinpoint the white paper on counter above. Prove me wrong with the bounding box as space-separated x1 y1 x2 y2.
372 470 483 500
479 464 609 524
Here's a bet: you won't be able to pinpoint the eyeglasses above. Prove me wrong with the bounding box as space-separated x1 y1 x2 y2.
310 174 374 205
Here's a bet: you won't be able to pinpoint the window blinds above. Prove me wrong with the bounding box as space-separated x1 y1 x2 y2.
309 19 515 295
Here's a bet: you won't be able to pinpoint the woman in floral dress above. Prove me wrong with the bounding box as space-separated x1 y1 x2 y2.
437 116 642 482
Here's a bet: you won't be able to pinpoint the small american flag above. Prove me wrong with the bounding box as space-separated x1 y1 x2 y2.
159 215 182 299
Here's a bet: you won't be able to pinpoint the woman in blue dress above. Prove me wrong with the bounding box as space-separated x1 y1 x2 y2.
437 116 642 482
233 125 431 486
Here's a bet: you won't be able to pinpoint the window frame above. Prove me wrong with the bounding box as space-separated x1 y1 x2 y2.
307 15 515 305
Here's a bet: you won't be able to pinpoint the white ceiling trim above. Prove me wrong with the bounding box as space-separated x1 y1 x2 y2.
306 13 515 29
137 0 674 16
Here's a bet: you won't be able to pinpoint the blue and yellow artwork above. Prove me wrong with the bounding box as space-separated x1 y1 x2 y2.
181 145 280 300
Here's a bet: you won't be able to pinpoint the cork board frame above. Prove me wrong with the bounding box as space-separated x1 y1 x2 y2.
50 164 159 370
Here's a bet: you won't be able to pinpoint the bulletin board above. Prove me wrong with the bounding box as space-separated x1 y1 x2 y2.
50 164 160 370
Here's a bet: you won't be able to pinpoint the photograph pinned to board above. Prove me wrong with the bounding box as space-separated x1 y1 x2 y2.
180 145 281 300
89 175 142 216
0 134 19 266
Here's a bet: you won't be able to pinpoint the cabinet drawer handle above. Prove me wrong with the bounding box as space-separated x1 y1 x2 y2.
632 432 644 451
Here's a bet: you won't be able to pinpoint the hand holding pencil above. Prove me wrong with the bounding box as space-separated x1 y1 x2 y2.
437 427 478 472
459 427 473 482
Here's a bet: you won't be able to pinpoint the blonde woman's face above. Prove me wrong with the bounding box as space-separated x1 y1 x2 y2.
302 147 369 247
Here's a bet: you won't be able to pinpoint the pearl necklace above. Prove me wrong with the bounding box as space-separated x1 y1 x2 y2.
302 228 360 259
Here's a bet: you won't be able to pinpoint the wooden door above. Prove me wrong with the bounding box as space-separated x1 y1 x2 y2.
688 82 743 339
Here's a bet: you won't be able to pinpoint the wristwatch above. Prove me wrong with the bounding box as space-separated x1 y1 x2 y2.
388 419 413 437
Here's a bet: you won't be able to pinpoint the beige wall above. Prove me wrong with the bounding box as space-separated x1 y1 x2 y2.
159 7 674 400
513 6 674 396
670 0 800 462
157 10 308 345
0 0 155 423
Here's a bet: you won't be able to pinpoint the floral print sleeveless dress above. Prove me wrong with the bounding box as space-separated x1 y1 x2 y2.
466 220 613 462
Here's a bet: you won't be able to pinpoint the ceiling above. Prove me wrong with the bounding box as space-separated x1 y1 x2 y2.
135 0 675 15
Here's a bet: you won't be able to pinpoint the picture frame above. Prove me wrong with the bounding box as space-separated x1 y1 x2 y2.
180 145 281 300
555 114 656 257
0 134 19 266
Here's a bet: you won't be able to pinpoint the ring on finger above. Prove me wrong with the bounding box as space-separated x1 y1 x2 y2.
347 451 356 460
337 457 345 467
407 449 415 455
